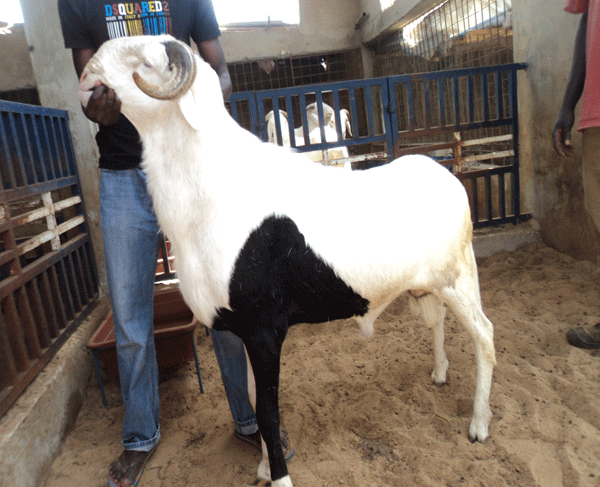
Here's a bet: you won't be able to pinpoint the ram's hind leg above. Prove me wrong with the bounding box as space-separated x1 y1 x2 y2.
409 293 449 385
439 249 495 442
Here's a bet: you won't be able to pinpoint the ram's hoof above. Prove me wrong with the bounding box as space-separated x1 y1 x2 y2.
468 421 489 443
252 479 270 486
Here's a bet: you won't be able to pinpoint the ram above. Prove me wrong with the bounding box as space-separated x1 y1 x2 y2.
78 35 495 487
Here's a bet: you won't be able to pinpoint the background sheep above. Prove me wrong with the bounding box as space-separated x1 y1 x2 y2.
266 109 350 168
78 35 495 487
305 101 353 139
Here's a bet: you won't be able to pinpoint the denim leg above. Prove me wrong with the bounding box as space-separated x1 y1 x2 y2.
210 329 258 435
100 168 161 452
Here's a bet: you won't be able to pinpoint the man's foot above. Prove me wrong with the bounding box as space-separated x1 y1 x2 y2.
108 448 156 487
235 428 295 461
566 323 600 349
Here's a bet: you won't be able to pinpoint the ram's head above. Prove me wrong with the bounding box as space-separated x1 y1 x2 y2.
78 35 197 107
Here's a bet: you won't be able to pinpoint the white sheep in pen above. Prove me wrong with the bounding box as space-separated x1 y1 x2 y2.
78 35 496 487
266 109 351 169
305 101 353 139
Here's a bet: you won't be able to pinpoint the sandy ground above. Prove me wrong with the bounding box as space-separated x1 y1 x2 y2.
43 242 600 487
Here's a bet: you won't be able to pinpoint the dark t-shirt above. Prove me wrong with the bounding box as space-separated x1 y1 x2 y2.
58 0 221 169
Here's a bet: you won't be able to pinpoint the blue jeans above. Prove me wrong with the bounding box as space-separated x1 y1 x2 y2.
100 168 257 452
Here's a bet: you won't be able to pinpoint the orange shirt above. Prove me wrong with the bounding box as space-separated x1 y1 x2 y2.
565 0 600 130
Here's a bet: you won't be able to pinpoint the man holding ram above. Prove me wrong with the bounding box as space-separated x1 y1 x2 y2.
57 1 293 486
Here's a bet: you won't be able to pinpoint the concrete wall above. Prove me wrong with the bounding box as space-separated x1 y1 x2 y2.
513 0 599 261
0 24 35 91
221 0 362 62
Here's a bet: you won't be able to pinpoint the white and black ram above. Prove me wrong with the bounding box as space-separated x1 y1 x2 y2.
78 35 496 487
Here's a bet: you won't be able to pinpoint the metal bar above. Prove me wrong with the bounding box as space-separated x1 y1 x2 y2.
66 252 83 313
509 69 521 220
453 76 460 128
27 277 51 349
424 80 431 129
40 268 60 338
76 245 95 301
485 173 493 221
495 71 503 121
72 248 91 304
49 263 69 326
438 78 446 127
10 113 29 186
284 94 296 146
499 172 507 220
1 113 19 189
467 74 475 123
20 113 38 185
386 78 399 160
298 92 309 142
406 79 416 131
3 293 29 371
191 329 204 394
0 306 18 385
332 89 344 141
471 178 479 224
348 87 360 140
365 86 376 136
17 285 42 359
482 73 490 122
58 117 77 176
315 92 326 146
48 117 66 178
0 294 97 419
39 116 57 180
1 177 78 205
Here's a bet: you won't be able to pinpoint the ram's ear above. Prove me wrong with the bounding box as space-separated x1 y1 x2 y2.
177 88 202 131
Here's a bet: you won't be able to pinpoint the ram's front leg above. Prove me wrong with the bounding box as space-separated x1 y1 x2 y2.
244 318 292 487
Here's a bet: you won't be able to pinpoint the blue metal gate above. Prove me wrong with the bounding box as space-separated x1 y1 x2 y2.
0 101 99 418
228 63 528 228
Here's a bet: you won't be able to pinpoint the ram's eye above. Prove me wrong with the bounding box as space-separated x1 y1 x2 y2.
143 61 152 69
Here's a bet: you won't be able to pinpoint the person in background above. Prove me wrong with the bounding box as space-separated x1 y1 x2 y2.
57 1 293 485
553 0 600 350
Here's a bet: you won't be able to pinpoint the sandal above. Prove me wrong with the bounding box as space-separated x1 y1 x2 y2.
108 446 156 487
235 428 295 461
566 322 600 349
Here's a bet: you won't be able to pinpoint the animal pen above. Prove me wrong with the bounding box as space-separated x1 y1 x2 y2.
228 61 527 227
0 58 527 418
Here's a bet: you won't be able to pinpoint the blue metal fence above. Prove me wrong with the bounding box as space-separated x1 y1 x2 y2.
228 63 528 228
0 101 99 418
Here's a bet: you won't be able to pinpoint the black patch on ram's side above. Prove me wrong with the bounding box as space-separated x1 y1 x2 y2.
212 214 369 335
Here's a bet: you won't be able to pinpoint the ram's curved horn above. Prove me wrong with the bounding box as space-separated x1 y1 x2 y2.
133 39 197 100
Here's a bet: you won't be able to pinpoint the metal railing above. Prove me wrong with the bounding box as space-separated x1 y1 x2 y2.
0 101 99 418
228 62 528 228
